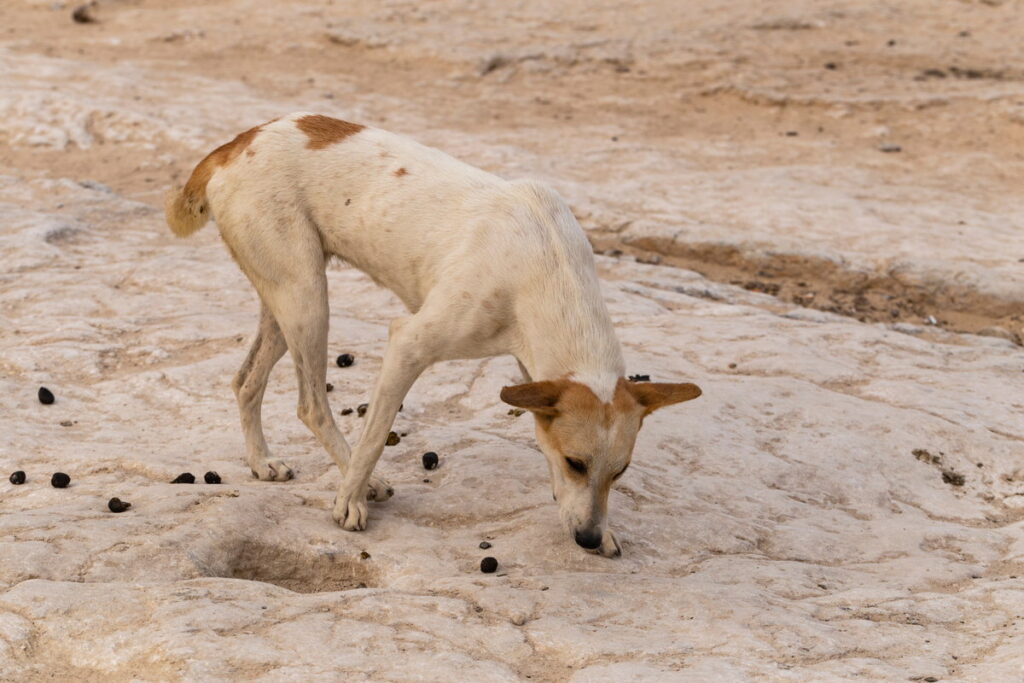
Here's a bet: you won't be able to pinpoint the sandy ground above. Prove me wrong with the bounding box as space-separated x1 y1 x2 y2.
2 0 1024 680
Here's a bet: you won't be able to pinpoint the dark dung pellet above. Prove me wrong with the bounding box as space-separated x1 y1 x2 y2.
385 431 400 446
51 472 70 488
326 383 334 392
38 387 55 405
171 472 195 484
422 451 439 470
340 407 353 416
628 374 650 382
108 497 131 513
9 471 26 485
204 471 221 484
336 353 355 368
480 557 498 573
71 3 97 24
479 541 492 549
357 403 368 417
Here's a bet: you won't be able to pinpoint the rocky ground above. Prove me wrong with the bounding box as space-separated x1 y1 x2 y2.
2 0 1023 680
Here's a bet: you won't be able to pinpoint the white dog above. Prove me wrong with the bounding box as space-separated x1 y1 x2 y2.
165 113 701 556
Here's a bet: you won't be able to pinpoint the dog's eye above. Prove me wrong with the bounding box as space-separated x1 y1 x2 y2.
613 463 629 480
565 457 587 475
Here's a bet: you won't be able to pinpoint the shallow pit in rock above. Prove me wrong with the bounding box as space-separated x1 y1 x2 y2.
217 540 379 593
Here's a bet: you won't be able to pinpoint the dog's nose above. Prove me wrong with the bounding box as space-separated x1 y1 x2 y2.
574 528 602 550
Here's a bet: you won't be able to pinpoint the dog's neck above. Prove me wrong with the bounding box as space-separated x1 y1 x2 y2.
515 266 624 403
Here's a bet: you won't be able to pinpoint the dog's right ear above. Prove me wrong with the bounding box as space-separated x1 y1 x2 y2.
500 380 566 417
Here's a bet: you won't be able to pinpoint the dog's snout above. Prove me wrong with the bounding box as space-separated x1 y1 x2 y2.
574 528 603 550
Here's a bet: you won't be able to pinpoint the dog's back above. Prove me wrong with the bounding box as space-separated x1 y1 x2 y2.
166 112 592 314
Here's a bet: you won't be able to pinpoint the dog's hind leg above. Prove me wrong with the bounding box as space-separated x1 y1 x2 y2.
257 253 393 502
232 304 290 480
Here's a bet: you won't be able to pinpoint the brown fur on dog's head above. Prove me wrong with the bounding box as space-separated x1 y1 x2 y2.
501 376 701 556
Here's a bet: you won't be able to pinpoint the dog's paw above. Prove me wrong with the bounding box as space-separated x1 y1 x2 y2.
596 529 622 558
365 475 394 502
332 485 369 531
250 459 294 482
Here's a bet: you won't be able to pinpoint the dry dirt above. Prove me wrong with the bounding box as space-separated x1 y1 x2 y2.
2 0 1024 680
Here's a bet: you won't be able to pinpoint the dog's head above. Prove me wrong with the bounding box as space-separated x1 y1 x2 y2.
500 377 701 556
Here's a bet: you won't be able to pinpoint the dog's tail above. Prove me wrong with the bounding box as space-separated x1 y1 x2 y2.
164 157 215 238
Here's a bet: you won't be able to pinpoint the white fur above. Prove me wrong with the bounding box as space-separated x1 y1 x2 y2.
168 112 626 537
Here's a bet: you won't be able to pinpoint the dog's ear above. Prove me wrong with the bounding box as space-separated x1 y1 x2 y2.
625 381 702 416
500 380 567 417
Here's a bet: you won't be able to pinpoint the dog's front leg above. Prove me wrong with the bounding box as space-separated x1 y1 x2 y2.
334 316 435 530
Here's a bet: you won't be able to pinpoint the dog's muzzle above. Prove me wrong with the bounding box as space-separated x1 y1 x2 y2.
574 527 603 550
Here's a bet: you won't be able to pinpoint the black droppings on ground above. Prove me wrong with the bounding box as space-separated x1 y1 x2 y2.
9 471 26 485
38 387 55 405
507 408 525 417
728 363 738 369
423 478 431 483
359 551 371 560
942 470 965 487
171 472 195 484
385 431 400 446
357 403 368 417
336 353 354 368
913 448 941 465
108 497 131 513
879 144 902 153
824 62 838 70
479 541 492 549
326 383 334 392
51 472 70 488
422 452 439 470
340 408 353 416
628 374 650 382
480 557 498 573
204 471 221 484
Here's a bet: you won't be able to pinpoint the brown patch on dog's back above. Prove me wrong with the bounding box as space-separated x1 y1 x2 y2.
182 122 267 210
296 114 365 150
394 167 408 177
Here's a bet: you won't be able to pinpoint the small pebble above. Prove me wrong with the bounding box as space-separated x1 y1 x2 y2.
628 374 650 382
507 408 525 417
204 471 221 484
336 353 354 368
422 451 439 470
107 497 131 513
824 62 838 70
9 471 26 485
51 472 70 488
38 387 55 405
480 557 498 573
385 431 400 446
359 551 371 560
171 472 195 484
326 383 334 393
479 541 492 549
71 2 97 24
728 363 737 369
340 408 353 416
423 478 431 483
357 403 368 417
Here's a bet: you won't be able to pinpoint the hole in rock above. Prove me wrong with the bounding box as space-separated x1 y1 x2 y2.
220 540 379 593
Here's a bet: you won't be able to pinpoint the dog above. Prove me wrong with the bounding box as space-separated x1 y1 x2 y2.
165 113 701 557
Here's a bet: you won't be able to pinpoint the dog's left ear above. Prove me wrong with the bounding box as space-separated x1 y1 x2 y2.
500 380 567 417
625 381 702 416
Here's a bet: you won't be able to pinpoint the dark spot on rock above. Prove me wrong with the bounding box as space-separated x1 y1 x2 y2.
508 408 525 417
728 363 737 369
204 471 222 484
171 472 195 484
51 472 70 488
9 471 26 485
479 541 492 549
340 408 353 416
345 198 351 206
357 403 368 417
108 497 131 513
359 551 371 560
480 557 498 573
422 452 439 470
326 383 334 392
942 470 965 487
336 353 354 368
824 62 838 70
38 387 55 405
785 131 798 137
879 144 902 153
628 374 650 382
385 432 400 446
